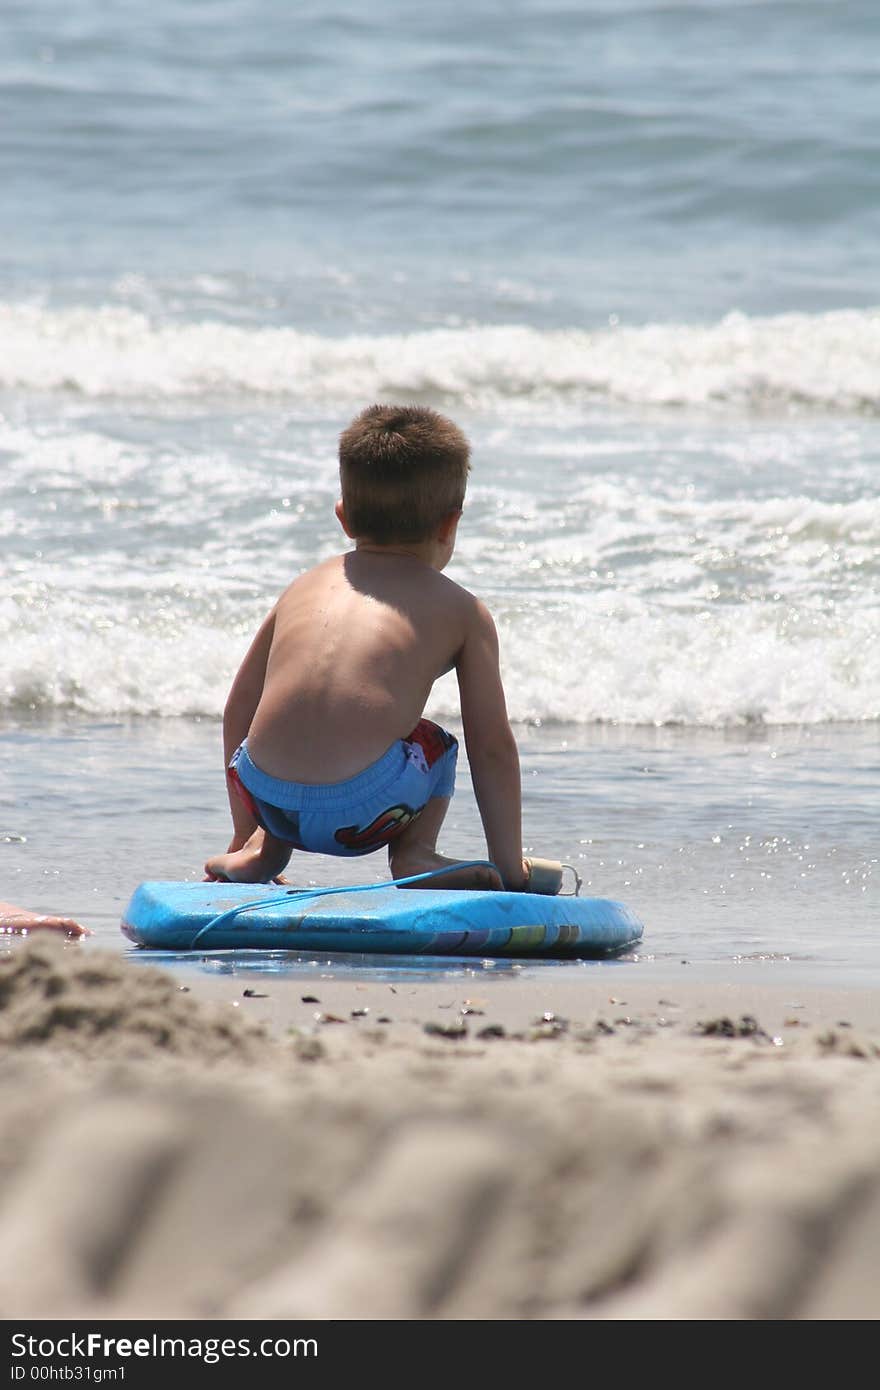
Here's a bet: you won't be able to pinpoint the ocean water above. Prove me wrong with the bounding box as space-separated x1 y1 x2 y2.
1 1 877 980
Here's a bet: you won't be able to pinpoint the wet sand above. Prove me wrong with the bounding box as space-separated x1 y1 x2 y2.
2 936 879 1321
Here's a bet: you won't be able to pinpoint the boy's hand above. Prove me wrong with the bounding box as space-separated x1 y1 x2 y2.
505 860 530 892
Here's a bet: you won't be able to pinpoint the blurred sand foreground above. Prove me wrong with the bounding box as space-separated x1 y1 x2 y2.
1 938 879 1321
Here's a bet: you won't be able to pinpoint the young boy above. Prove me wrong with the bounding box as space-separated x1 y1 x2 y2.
204 404 528 892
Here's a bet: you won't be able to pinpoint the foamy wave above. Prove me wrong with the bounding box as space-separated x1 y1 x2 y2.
2 598 877 727
0 621 233 720
2 302 879 412
498 603 880 727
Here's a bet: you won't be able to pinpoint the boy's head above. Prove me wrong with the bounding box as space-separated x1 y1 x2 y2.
338 404 470 545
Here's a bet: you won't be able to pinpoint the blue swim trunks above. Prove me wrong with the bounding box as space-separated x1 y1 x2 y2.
228 719 458 857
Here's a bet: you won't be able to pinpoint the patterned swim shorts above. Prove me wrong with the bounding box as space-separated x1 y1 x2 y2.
228 719 458 856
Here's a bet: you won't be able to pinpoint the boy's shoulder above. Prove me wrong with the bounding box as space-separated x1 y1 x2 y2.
277 552 345 592
418 565 488 620
276 552 488 627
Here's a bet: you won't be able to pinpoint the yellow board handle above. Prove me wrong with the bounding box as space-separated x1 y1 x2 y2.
523 857 563 895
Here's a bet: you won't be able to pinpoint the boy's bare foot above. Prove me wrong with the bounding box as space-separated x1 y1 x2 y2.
204 847 289 883
204 829 291 884
389 849 502 891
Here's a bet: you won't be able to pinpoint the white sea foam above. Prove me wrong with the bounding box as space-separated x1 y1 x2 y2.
3 382 877 727
2 302 880 412
0 589 236 719
492 600 880 728
2 584 877 727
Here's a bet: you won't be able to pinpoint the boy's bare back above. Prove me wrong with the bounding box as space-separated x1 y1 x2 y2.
247 550 475 784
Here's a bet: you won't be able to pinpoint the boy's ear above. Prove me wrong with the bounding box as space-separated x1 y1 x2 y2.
335 499 355 538
437 509 462 543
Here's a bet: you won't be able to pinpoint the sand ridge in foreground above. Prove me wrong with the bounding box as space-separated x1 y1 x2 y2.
1 938 879 1321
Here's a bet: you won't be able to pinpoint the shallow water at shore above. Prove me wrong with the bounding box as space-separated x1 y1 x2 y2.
2 713 875 986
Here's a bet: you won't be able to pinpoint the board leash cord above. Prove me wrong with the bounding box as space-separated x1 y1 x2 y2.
189 860 501 949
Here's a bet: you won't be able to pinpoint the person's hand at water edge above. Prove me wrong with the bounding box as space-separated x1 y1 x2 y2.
0 901 90 937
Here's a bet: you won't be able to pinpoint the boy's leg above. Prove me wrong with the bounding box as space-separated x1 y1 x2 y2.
204 827 293 884
388 797 502 890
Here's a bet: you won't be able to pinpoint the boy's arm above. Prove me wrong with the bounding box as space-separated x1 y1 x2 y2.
456 600 527 890
222 607 276 846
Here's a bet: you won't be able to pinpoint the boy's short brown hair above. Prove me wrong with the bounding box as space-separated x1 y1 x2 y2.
338 404 470 544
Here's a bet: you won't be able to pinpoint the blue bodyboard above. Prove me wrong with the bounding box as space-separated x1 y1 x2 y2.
121 881 644 957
